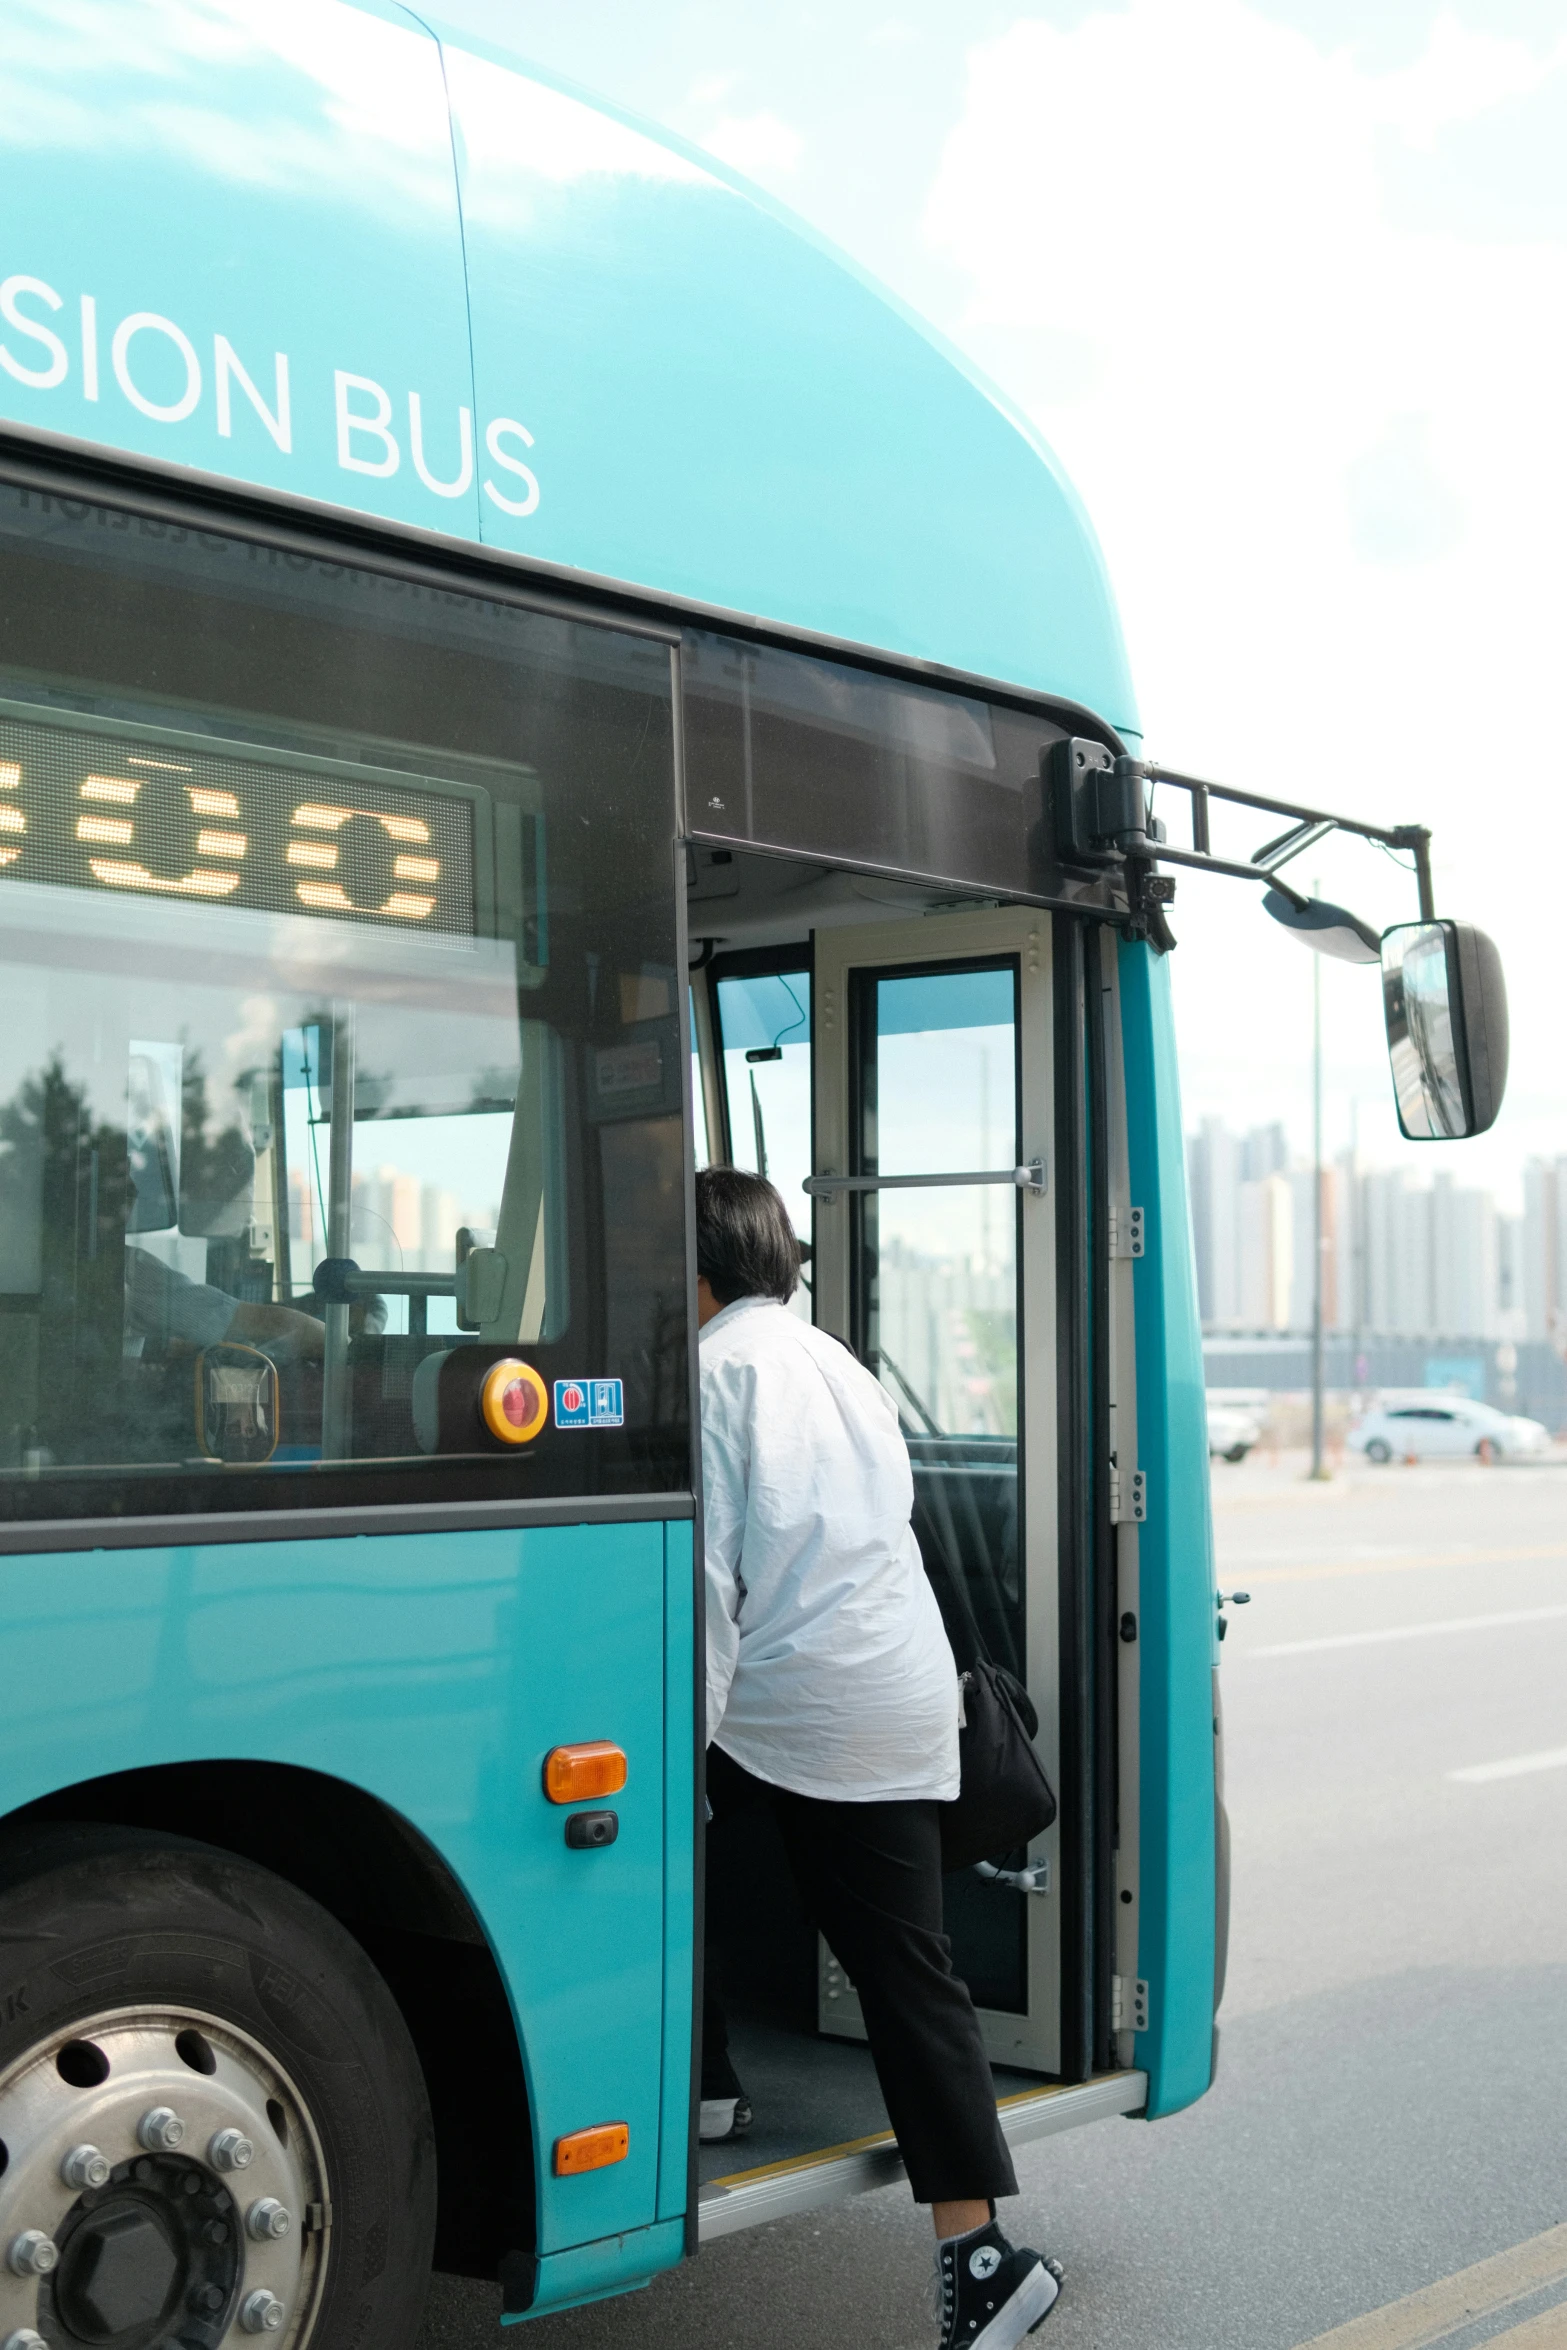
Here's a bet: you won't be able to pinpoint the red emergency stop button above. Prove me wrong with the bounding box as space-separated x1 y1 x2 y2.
479 1358 549 1445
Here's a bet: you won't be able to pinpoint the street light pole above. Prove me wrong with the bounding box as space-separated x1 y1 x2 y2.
1309 901 1329 1480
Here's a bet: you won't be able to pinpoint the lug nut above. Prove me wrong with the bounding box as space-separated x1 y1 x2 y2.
3 2331 48 2350
60 2143 111 2191
137 2107 186 2153
208 2127 254 2173
246 2199 291 2242
6 2232 58 2278
241 2290 287 2333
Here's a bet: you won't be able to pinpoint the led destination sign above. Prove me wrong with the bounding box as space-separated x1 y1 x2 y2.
0 709 474 936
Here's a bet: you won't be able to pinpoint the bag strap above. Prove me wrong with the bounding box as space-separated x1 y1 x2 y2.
911 1501 994 1676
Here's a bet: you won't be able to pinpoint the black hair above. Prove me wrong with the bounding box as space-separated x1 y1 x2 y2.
694 1165 800 1307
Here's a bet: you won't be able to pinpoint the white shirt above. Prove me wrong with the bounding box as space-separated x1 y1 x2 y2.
700 1294 960 1803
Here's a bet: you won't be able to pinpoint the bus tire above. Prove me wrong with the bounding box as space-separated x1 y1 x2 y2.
1364 1438 1392 1464
0 1821 435 2350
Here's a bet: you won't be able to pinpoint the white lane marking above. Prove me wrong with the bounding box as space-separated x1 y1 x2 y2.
1247 1604 1567 1659
1450 1746 1567 1785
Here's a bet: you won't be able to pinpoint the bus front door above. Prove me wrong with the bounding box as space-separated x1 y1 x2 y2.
810 910 1060 2074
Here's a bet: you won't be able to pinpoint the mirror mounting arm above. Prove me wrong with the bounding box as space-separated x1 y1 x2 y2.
1391 825 1436 920
1046 740 1439 935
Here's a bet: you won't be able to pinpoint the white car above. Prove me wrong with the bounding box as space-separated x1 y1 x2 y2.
1347 1397 1551 1464
1207 1397 1264 1463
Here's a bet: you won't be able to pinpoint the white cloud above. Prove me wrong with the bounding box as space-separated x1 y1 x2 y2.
924 0 1567 1187
1371 11 1565 150
702 109 805 178
688 70 741 107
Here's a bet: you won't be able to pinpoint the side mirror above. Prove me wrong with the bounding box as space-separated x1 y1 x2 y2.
1381 921 1508 1139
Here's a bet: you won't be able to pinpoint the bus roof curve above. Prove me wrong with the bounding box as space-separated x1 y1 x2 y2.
0 0 1137 735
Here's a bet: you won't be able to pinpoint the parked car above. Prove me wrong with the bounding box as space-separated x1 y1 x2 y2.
1207 1396 1265 1463
1347 1397 1550 1463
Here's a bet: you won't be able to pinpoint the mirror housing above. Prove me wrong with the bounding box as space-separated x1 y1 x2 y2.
1262 887 1381 964
1381 921 1508 1139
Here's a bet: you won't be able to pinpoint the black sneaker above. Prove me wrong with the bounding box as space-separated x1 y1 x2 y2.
934 2220 1063 2349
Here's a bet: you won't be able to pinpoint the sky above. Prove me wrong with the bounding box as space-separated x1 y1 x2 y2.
435 0 1567 1208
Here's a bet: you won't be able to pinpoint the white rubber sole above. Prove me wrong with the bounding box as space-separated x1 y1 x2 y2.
699 2097 740 2141
969 2258 1061 2350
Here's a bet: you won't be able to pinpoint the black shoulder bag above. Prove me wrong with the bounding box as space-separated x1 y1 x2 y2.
942 1654 1057 1871
914 1516 1057 1872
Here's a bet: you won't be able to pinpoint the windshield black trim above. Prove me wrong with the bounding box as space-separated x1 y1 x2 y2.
0 420 1128 756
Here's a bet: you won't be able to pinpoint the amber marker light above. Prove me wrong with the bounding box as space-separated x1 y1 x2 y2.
553 2123 628 2178
479 1358 548 1445
543 1742 627 1804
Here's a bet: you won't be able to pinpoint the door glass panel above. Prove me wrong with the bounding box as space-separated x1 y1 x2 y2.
857 964 1022 1669
714 967 812 1316
857 958 1025 2010
872 967 1017 1178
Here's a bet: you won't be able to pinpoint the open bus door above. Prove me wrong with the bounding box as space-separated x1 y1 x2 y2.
688 870 1148 2239
808 910 1059 2072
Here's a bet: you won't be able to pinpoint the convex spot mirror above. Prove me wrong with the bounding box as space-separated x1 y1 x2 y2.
1382 920 1508 1139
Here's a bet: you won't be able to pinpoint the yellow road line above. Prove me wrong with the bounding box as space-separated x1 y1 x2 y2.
1292 2224 1567 2348
1235 1544 1567 1588
1487 2299 1567 2346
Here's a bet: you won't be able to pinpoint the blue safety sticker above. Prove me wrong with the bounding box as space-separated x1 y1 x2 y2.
554 1377 625 1429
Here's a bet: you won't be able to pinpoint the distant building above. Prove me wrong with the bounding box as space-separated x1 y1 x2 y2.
1188 1116 1522 1339
1523 1157 1567 1346
1188 1117 1297 1328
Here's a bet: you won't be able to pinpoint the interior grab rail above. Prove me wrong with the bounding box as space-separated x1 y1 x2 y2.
803 1163 1046 1198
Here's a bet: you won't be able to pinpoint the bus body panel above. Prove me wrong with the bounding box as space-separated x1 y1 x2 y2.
512 2217 684 2326
0 1519 693 2261
0 1 477 533
440 37 1134 726
1118 940 1218 2117
0 1 1136 729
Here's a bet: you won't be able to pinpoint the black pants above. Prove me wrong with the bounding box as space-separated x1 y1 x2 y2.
704 1745 1017 2205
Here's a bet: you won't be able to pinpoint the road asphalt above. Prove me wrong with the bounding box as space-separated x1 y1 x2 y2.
417 1451 1567 2350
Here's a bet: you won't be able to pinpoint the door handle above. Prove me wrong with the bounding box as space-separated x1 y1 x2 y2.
804 1162 1045 1198
973 1858 1051 1895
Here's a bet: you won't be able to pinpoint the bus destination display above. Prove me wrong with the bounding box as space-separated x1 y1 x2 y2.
0 709 475 937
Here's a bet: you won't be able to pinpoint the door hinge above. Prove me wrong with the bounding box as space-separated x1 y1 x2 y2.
1111 1975 1150 2033
1109 1204 1145 1259
1109 1463 1146 1524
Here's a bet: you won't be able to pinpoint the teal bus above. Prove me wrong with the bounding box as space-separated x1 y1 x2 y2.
0 6 1505 2345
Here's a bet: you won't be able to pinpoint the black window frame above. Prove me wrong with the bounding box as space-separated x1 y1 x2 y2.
0 451 692 1549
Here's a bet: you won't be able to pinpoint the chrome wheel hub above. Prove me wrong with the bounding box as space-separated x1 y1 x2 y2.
0 2009 328 2350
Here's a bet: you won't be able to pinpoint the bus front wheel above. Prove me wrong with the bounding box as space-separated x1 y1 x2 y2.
0 1823 435 2350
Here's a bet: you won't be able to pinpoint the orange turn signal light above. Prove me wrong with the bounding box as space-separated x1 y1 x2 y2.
479 1357 548 1445
554 2122 629 2177
544 1741 628 1804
